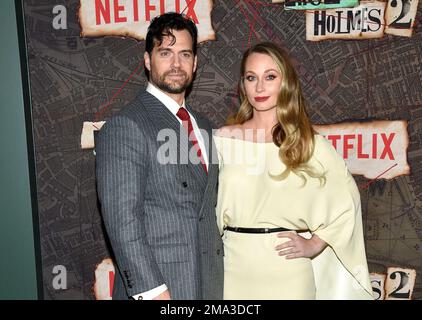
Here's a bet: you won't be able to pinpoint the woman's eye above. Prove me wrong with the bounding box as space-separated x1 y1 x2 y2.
245 75 255 81
267 74 277 80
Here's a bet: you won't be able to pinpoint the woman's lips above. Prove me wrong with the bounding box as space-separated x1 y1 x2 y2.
254 96 270 102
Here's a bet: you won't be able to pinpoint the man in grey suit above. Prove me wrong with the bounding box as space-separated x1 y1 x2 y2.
95 13 223 300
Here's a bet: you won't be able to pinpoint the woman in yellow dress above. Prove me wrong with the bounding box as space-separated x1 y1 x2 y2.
214 42 374 300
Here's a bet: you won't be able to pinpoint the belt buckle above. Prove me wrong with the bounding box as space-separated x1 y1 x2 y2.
265 228 269 233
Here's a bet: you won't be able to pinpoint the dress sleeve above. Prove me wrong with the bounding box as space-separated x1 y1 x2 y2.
309 137 374 299
213 135 225 235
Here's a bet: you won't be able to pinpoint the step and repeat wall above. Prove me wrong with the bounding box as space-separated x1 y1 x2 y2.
22 0 422 299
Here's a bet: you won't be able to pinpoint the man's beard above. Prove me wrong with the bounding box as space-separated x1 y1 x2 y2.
151 69 192 94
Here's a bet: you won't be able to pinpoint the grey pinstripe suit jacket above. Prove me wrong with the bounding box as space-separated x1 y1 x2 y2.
95 91 224 300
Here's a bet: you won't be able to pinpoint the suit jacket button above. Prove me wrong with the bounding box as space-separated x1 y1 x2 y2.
216 249 221 255
182 182 188 188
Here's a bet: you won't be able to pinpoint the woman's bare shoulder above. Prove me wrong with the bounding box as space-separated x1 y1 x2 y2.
214 124 244 138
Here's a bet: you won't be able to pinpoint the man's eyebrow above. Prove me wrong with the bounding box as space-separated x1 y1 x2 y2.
156 48 193 54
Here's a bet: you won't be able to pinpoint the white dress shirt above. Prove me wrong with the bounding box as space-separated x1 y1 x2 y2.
146 82 209 168
132 83 209 300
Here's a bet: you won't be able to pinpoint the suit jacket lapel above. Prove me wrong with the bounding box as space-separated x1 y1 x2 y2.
185 104 208 186
188 106 218 179
138 91 178 128
139 91 207 187
188 106 219 219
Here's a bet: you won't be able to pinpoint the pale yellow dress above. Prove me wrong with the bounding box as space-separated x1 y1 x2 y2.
214 134 374 300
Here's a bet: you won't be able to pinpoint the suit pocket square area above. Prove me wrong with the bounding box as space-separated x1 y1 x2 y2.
151 243 191 264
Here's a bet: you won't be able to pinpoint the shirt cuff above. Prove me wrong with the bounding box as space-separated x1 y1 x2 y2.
132 284 168 300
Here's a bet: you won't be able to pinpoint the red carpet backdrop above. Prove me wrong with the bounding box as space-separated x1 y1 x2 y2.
22 0 422 299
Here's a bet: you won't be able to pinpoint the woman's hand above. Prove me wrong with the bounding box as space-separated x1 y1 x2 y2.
275 232 327 259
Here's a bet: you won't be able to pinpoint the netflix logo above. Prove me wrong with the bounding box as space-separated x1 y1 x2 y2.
79 0 215 42
314 120 410 180
326 133 395 160
94 0 199 25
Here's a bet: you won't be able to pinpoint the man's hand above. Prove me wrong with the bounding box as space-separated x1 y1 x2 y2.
152 290 171 300
275 232 327 259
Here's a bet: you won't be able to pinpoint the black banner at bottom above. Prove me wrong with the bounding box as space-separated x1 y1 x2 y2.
1 300 419 318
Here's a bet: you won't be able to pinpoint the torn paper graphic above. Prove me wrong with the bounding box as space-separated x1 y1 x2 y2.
314 120 410 180
79 0 215 43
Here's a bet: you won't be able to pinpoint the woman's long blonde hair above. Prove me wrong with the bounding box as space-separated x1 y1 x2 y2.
233 42 325 184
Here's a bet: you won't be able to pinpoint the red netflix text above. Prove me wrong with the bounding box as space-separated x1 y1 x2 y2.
109 271 115 297
324 133 396 160
95 0 199 25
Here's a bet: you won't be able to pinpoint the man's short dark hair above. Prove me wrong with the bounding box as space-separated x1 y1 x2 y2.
145 12 198 56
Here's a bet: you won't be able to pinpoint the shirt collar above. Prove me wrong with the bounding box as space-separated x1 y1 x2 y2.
146 82 186 115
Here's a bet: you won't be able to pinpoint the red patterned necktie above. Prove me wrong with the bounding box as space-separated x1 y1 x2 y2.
176 107 208 174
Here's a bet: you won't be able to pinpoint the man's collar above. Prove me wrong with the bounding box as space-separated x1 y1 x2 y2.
146 82 186 115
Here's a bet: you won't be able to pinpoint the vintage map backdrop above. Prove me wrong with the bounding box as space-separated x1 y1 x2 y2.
22 0 422 299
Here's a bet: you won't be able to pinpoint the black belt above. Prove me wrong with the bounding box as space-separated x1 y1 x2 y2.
224 226 291 234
